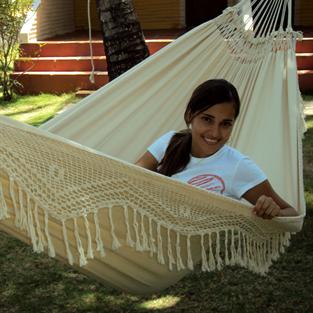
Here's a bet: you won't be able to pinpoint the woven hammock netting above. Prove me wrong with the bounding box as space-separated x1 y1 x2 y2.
0 0 306 294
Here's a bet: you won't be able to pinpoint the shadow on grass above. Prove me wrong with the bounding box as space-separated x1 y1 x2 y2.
1 215 313 313
0 98 312 313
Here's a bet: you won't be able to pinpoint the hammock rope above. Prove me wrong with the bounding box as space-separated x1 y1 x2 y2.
0 0 306 294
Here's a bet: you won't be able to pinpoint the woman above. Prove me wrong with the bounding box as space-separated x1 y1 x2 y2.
136 79 298 219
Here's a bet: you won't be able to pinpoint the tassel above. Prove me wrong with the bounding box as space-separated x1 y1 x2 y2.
167 228 175 271
84 215 94 259
9 176 19 223
44 212 55 257
208 232 216 271
34 203 45 252
250 238 257 272
108 206 121 250
201 234 209 271
123 206 135 248
62 219 73 265
246 235 252 269
26 196 38 252
176 232 185 270
17 187 25 228
241 232 247 266
224 230 230 265
264 238 271 268
93 211 105 257
215 232 222 270
236 231 243 266
272 234 279 261
74 218 87 266
253 240 259 269
148 217 156 256
278 233 285 253
230 228 236 265
133 209 142 251
0 178 8 219
187 234 194 270
140 213 149 251
157 223 165 264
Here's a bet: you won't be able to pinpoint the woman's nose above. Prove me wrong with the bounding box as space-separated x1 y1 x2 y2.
210 124 220 138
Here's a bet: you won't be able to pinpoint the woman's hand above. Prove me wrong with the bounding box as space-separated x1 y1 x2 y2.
243 180 298 219
252 195 281 219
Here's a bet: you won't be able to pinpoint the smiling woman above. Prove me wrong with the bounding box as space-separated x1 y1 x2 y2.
136 79 298 219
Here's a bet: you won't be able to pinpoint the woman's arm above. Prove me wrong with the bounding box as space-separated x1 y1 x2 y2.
135 151 159 172
242 180 298 219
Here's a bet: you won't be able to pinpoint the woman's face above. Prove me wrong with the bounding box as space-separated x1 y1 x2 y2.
188 102 236 158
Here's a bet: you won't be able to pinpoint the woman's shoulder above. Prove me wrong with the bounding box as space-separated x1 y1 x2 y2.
147 130 176 162
223 145 247 161
224 146 266 177
152 130 177 146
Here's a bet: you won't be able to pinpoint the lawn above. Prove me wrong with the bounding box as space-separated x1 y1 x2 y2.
0 93 78 126
0 94 312 313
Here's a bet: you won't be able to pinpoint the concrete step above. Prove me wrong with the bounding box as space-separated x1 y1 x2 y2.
298 70 313 93
296 38 313 53
75 90 95 97
296 53 313 70
20 39 173 57
11 71 108 94
14 56 107 72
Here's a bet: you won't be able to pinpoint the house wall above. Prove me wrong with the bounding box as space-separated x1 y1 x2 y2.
133 0 184 29
36 0 75 40
74 0 101 30
19 11 38 42
294 0 313 27
74 0 184 30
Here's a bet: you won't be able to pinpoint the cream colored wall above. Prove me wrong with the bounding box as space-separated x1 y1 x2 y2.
19 11 38 43
74 0 185 30
294 0 313 27
36 0 75 40
133 0 184 29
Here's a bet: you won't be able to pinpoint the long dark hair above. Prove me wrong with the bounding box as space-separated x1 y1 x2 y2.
158 79 240 177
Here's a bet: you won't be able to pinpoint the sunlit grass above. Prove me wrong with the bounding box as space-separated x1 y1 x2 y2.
138 296 181 310
0 93 78 126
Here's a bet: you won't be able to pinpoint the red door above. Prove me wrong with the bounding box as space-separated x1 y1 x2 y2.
186 0 228 28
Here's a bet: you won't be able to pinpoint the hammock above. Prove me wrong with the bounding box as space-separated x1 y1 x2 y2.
0 0 306 294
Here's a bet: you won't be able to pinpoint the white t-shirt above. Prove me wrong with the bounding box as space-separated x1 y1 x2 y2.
148 131 267 200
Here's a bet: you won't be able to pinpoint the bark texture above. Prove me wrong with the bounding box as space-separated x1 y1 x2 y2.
96 0 150 81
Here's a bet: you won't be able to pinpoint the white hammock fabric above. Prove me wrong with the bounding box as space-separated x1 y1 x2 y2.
0 0 306 294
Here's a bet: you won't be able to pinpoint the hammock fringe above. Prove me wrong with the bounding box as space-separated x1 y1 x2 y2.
0 170 292 275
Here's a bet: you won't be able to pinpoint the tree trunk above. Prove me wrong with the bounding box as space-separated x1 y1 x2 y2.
96 0 150 81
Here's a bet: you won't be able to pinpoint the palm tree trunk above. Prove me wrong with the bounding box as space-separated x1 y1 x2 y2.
96 0 150 81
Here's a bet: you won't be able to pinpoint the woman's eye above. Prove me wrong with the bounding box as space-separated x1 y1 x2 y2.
222 121 233 128
201 116 213 123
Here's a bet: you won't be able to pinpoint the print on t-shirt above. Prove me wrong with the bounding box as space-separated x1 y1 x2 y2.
187 174 225 194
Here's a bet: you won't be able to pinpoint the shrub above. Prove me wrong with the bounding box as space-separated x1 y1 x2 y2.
0 0 33 101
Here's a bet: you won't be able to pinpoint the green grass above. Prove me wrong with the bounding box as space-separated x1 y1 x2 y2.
0 95 313 313
0 93 78 126
303 115 313 211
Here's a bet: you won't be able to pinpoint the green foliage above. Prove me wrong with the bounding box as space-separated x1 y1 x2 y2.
0 0 33 101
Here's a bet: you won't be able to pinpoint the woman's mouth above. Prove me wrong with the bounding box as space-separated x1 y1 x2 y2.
203 137 219 144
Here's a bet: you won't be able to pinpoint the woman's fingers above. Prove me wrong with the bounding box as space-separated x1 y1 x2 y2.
253 195 280 219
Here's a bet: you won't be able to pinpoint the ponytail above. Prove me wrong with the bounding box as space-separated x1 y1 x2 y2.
158 130 192 177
